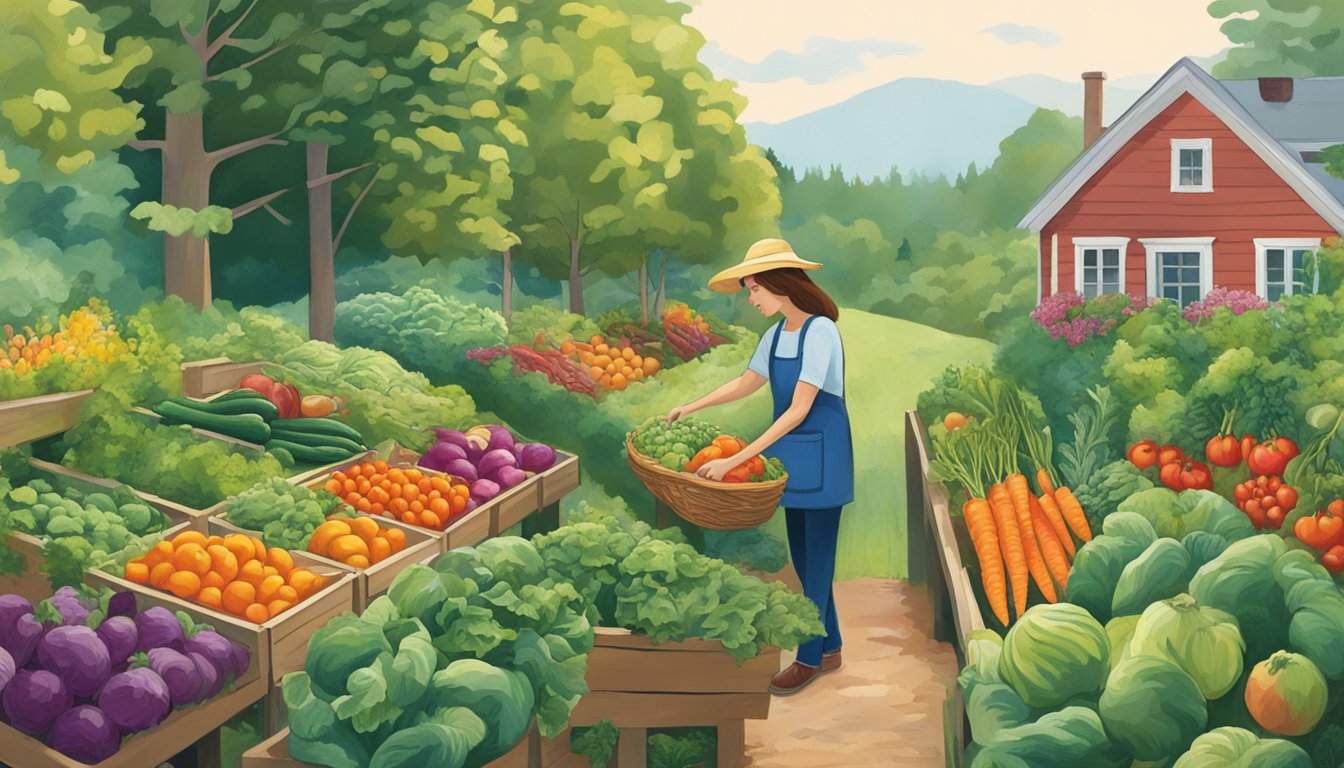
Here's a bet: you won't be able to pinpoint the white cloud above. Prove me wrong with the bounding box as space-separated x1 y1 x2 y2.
982 23 1062 48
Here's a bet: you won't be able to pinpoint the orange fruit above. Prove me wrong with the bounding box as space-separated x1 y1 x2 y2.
409 499 425 514
141 541 175 569
429 497 450 518
450 494 467 514
223 534 255 566
643 357 660 375
170 531 208 549
244 603 270 624
405 469 423 483
401 484 419 502
388 468 407 485
277 585 299 603
370 502 385 516
287 569 319 599
356 497 372 513
324 479 342 495
369 537 392 564
172 543 212 576
267 547 294 577
431 477 451 494
373 460 389 473
222 581 256 615
206 535 225 547
419 509 440 529
250 536 267 563
400 510 417 525
346 464 362 478
611 373 627 390
391 497 410 515
266 600 293 617
257 574 285 603
349 517 380 542
238 559 265 587
308 520 351 555
125 562 150 584
202 571 227 591
197 587 223 610
206 545 238 582
345 555 370 569
166 571 201 600
149 562 176 589
262 565 279 579
329 535 369 562
383 528 406 551
416 477 433 494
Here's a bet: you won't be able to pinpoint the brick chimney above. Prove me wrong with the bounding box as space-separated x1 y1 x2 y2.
1259 77 1294 102
1082 71 1107 149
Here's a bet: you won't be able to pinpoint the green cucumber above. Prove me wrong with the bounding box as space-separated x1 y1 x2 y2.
153 401 273 444
270 417 365 444
264 439 357 465
171 395 279 421
214 389 270 402
268 428 365 454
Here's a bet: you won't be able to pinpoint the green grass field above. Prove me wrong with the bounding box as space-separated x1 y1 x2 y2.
604 309 995 580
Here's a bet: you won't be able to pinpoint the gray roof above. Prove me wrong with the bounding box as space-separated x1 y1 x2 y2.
1219 77 1344 143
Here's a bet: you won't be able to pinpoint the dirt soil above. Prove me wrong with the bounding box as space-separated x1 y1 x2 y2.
744 576 958 768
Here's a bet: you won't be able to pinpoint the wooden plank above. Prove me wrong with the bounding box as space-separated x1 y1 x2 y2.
592 625 741 654
445 502 492 550
0 389 95 451
585 645 777 694
616 727 647 768
538 453 580 507
493 477 543 535
537 727 572 768
181 358 271 398
717 720 746 768
242 727 535 768
569 692 771 728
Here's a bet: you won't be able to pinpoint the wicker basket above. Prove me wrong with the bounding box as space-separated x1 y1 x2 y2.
626 431 786 530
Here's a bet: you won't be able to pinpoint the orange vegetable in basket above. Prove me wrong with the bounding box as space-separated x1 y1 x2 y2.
328 462 472 531
206 545 239 583
257 575 285 603
244 604 270 623
222 582 255 615
329 535 370 562
166 571 201 599
238 559 265 587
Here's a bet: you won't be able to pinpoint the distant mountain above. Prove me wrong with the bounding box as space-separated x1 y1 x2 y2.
746 78 1040 181
985 75 1149 125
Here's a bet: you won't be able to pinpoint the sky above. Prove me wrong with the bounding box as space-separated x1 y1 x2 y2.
685 0 1236 124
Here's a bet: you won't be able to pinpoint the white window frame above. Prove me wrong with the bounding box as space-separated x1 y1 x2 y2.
1171 138 1213 193
1254 237 1322 299
1141 237 1215 302
1072 237 1130 296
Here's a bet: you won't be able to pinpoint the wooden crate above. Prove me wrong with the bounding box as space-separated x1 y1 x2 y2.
242 723 537 768
0 460 206 603
0 581 270 768
214 509 439 612
568 627 778 768
488 477 543 536
537 452 580 508
181 358 272 399
0 388 95 451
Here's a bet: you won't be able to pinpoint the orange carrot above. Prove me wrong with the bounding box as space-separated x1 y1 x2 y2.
1036 468 1055 496
1036 492 1076 558
987 482 1027 620
1007 474 1057 604
1031 495 1070 598
963 498 1009 626
1055 487 1093 542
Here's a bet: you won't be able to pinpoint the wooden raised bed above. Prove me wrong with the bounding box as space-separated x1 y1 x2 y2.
213 508 439 613
904 410 986 766
0 388 95 451
242 723 541 768
181 357 271 399
0 459 206 603
568 627 778 768
0 580 270 768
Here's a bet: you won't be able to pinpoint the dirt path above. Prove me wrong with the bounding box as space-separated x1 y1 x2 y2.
745 577 958 768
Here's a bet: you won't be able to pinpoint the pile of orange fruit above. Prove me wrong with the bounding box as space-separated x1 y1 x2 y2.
322 461 472 531
559 334 660 391
125 530 326 624
306 514 407 568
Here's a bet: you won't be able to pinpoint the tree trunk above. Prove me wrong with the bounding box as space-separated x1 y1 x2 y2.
161 112 212 308
568 236 584 316
653 253 668 319
501 249 513 319
639 255 649 326
306 143 336 342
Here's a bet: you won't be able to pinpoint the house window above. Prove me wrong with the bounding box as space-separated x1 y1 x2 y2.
1171 139 1213 192
1255 238 1321 300
1072 237 1129 297
1141 237 1214 305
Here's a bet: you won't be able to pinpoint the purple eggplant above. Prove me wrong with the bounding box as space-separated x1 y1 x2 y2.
495 466 527 490
145 648 201 707
38 626 111 698
98 667 170 733
477 449 518 482
4 669 72 736
96 616 139 665
183 630 234 680
134 607 184 653
46 705 120 764
229 643 251 680
518 443 558 472
106 591 138 619
187 651 222 702
0 599 41 667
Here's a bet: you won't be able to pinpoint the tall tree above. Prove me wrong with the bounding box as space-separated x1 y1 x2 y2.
89 0 376 308
1210 0 1344 77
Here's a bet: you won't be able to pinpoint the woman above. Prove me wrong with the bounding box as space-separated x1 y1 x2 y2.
665 238 853 696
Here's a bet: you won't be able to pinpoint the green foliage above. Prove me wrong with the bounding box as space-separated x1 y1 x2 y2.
648 729 716 768
571 720 618 768
131 296 308 363
335 287 508 381
1058 386 1120 491
1099 655 1207 761
506 306 602 348
1172 727 1311 768
1189 535 1291 662
1210 0 1344 78
1071 460 1154 533
223 478 343 551
129 202 233 236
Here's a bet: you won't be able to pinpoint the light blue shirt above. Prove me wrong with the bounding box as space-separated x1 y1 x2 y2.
748 317 845 397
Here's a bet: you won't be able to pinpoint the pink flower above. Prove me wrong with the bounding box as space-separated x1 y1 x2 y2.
1182 288 1269 323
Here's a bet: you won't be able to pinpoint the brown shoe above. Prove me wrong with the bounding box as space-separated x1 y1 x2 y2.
821 650 842 672
769 662 821 696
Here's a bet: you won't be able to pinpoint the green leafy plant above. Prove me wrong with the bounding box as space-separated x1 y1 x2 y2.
571 720 618 768
222 478 343 552
1058 386 1118 490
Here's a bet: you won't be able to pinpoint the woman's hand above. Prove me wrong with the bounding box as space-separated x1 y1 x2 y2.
666 404 693 424
695 457 739 482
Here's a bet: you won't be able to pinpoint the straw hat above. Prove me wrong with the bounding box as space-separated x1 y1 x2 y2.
708 238 822 293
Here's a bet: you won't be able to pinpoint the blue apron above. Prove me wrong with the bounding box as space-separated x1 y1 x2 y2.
762 316 854 509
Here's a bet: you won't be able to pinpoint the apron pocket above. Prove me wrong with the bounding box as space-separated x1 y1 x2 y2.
767 431 824 493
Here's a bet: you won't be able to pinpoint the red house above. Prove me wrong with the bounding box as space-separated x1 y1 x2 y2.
1020 58 1344 305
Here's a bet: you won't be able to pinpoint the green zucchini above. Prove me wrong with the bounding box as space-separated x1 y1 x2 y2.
270 417 365 444
268 428 365 454
170 395 279 421
152 401 273 444
264 439 358 465
214 389 270 402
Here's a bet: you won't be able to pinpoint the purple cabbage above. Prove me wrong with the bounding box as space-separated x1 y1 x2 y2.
46 705 120 764
4 669 72 736
134 607 184 653
145 648 201 707
519 443 558 472
38 626 111 698
96 616 139 666
471 478 501 502
433 429 468 449
183 630 235 680
229 643 251 680
48 586 92 626
0 595 41 667
105 591 138 619
187 651 222 703
0 646 13 693
477 448 517 481
444 459 478 483
495 466 527 490
98 667 170 733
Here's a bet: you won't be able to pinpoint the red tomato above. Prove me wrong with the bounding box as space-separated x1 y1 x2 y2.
1205 435 1242 467
1243 498 1266 528
1240 434 1259 462
1247 441 1292 476
1274 437 1300 461
1275 485 1298 510
1159 461 1186 491
1323 545 1344 575
1158 445 1185 467
1128 440 1159 470
1179 460 1213 491
1294 506 1344 551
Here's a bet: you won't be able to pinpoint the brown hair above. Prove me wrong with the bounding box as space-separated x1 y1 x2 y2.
746 268 839 321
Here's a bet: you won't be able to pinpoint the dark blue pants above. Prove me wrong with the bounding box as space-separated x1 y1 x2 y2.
785 506 842 667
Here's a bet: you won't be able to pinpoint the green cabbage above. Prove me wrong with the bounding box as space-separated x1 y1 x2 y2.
1273 549 1344 680
1129 594 1245 699
966 683 1032 745
1101 511 1158 546
1116 488 1256 542
1112 538 1190 617
368 706 486 768
1065 533 1151 622
1100 655 1207 760
1182 531 1228 579
424 660 533 765
969 706 1126 768
1171 727 1310 768
1189 535 1290 661
1104 614 1140 674
999 603 1109 708
959 629 1006 692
